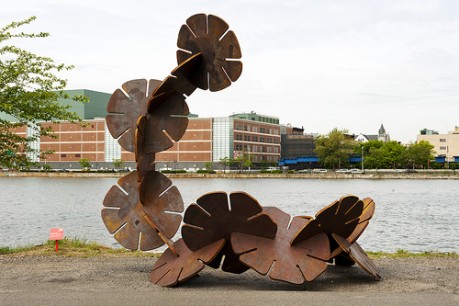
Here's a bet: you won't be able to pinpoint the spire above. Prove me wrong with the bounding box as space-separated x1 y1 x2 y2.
379 124 386 135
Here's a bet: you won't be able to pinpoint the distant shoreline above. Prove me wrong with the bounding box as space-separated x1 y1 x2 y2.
1 171 458 179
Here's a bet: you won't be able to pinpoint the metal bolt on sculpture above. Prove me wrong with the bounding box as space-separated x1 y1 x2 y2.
102 13 381 287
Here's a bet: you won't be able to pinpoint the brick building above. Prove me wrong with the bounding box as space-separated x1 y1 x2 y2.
2 90 283 169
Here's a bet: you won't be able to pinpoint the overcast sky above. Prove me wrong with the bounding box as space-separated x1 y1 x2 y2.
2 0 459 143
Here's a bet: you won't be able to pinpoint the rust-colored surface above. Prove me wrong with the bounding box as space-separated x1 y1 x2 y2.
147 53 200 114
106 79 161 152
330 197 376 260
101 171 182 250
144 95 190 154
291 195 364 246
134 115 154 181
151 238 225 287
232 207 330 284
102 12 380 288
101 172 162 250
332 233 382 280
182 191 277 274
139 170 183 238
177 14 242 91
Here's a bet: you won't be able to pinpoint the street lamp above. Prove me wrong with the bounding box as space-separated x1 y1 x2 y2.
361 146 364 172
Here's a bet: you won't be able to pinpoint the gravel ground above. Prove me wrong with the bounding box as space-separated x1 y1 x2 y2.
1 255 458 305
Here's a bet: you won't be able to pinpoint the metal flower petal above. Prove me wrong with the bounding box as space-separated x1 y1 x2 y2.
177 13 242 91
151 238 225 287
106 79 161 152
182 191 277 274
332 234 381 280
330 197 376 260
291 195 364 246
101 171 183 251
232 207 330 284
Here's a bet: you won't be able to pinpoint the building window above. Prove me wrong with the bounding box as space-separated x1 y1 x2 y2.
235 134 242 141
61 154 66 158
75 154 81 157
440 139 446 142
440 146 447 150
235 144 243 151
244 135 250 141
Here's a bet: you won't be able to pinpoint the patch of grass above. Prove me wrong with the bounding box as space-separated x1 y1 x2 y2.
367 249 458 259
0 237 161 258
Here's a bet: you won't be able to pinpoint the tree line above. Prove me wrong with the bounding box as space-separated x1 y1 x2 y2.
315 128 436 170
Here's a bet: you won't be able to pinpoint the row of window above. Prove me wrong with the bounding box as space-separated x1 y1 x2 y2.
234 124 280 135
235 144 279 153
235 134 280 143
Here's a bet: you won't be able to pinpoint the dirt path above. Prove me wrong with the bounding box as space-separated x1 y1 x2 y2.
1 255 458 305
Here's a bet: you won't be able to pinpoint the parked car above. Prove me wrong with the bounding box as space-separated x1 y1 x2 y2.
349 168 363 174
298 169 312 173
312 168 328 173
335 169 350 173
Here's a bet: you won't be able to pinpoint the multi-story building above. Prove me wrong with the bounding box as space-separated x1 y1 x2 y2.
417 126 459 162
2 90 283 169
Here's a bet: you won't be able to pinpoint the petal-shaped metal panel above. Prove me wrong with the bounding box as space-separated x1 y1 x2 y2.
291 195 364 245
145 94 189 154
232 207 330 284
151 238 225 287
182 191 277 274
139 170 184 238
177 13 242 91
106 79 161 152
147 53 200 114
101 171 164 251
332 234 382 280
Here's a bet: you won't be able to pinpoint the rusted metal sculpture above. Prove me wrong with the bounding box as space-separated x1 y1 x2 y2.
102 13 380 288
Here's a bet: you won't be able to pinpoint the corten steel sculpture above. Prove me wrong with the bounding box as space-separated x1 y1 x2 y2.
102 13 381 287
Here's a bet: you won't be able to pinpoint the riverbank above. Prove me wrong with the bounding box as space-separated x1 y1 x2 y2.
1 252 458 305
1 170 459 179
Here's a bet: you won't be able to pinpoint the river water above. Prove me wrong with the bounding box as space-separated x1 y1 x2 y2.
1 176 458 253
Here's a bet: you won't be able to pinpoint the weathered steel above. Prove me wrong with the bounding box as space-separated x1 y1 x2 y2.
151 238 225 287
101 171 183 251
182 191 277 274
232 207 330 284
177 14 242 91
106 79 161 152
139 170 183 238
332 233 381 280
291 195 364 246
134 115 154 181
101 12 380 288
144 95 190 154
147 53 201 114
330 197 376 260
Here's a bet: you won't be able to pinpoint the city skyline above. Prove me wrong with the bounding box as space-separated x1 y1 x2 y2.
2 1 459 143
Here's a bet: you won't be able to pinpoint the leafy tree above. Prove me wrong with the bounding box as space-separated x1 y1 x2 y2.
79 158 91 170
234 150 253 172
402 140 434 169
219 157 230 172
204 161 213 170
378 141 406 168
359 140 384 169
0 16 86 169
112 158 124 169
314 128 357 169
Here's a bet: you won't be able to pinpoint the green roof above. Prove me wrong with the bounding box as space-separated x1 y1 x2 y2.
59 89 111 119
